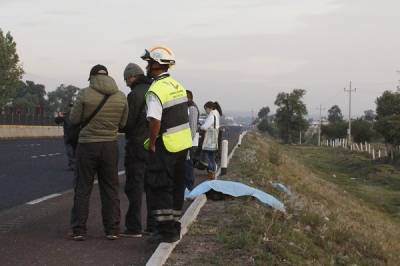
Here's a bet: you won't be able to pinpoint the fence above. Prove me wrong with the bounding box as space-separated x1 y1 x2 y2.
0 113 56 126
321 138 400 160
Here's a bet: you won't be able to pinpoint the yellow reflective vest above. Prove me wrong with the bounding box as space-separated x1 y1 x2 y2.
145 75 192 153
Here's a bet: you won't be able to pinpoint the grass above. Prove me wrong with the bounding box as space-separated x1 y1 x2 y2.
167 132 400 266
282 145 400 220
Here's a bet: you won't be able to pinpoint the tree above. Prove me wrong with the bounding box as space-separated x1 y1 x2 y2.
321 121 347 139
257 106 270 119
375 91 400 158
274 89 308 143
47 84 80 114
363 109 376 121
11 80 47 112
327 105 343 123
0 29 24 108
351 118 374 143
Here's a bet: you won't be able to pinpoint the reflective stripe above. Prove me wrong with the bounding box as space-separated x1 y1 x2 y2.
165 123 190 135
155 215 174 222
152 209 173 215
172 210 182 216
163 96 187 109
162 128 193 153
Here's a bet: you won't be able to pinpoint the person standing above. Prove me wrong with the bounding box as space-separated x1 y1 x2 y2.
121 63 154 237
69 64 128 241
54 102 75 171
142 46 192 243
185 90 199 191
200 101 223 180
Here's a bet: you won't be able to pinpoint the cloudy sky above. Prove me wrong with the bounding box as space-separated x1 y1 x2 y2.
1 0 399 118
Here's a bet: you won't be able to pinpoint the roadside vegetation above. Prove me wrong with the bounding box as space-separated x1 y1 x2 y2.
167 132 400 266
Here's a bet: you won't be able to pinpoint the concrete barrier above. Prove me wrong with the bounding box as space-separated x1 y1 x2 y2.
0 125 63 139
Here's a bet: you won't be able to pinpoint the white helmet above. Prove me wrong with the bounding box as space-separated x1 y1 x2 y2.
141 46 176 66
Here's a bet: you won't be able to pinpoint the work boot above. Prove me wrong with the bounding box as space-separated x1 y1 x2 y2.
207 172 216 180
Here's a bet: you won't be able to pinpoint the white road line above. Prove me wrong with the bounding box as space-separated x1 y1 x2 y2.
31 156 38 159
118 170 125 176
26 193 62 205
25 170 126 207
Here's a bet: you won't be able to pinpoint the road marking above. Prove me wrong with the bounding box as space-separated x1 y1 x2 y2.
31 153 62 159
26 193 62 205
25 170 125 207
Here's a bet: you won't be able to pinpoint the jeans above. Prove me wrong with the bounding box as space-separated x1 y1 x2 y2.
204 150 217 173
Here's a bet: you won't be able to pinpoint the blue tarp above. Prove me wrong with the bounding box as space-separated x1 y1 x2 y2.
187 180 286 212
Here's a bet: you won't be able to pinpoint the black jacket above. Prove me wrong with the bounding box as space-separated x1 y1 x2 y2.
124 75 152 143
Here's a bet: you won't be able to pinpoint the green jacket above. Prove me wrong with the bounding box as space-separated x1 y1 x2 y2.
70 75 128 143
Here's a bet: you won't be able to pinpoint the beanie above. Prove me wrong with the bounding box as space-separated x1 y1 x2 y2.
123 63 144 80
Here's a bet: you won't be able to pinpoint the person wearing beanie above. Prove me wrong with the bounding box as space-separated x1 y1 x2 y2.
69 64 128 241
120 63 155 237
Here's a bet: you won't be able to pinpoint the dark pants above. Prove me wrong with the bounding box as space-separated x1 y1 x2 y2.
184 148 196 191
146 140 187 238
65 142 75 169
124 139 154 232
70 141 120 235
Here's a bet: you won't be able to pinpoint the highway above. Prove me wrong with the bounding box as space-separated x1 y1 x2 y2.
0 126 243 265
0 138 125 211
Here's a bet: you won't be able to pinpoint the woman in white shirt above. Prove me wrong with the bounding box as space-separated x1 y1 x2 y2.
200 101 223 179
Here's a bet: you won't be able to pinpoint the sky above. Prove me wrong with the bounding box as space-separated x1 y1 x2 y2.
1 0 400 118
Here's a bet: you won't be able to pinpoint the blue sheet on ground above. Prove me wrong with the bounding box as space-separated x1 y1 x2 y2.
187 180 286 212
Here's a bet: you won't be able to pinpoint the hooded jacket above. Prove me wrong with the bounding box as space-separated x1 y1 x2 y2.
124 75 152 143
70 75 128 143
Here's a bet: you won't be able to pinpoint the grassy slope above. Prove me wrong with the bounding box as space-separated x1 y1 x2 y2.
281 145 400 220
167 132 400 266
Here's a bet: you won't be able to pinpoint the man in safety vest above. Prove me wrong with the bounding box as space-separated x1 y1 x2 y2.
141 46 192 243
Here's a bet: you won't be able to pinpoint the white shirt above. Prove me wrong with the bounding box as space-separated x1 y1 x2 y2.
146 92 162 121
201 110 220 130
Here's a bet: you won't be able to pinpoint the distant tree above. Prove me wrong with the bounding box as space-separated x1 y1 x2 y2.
274 89 308 143
351 118 374 143
363 109 376 121
0 29 24 108
321 121 347 139
47 84 80 114
327 105 343 123
11 80 47 112
375 91 400 158
257 106 270 119
257 118 269 132
376 91 400 118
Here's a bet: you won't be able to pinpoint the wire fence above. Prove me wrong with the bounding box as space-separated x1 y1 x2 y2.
0 112 57 126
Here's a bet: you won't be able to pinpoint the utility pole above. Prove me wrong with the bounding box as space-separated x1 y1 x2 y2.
397 70 400 92
344 81 356 145
317 104 325 146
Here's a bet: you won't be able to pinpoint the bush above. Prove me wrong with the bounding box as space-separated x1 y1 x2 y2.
351 119 374 143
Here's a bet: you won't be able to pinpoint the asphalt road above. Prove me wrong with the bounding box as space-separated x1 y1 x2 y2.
0 126 243 265
0 126 243 212
0 137 125 211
